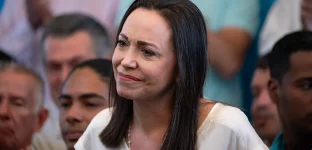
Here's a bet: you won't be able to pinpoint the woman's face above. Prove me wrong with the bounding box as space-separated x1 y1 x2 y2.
112 8 177 101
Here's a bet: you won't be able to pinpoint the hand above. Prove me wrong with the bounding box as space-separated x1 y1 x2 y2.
25 0 52 30
301 0 312 30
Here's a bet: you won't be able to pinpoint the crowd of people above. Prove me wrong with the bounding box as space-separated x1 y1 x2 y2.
0 0 311 150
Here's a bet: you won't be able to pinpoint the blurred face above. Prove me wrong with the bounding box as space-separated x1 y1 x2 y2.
112 8 176 101
44 31 97 106
301 0 312 30
251 68 281 143
269 51 312 138
0 71 44 150
59 68 109 150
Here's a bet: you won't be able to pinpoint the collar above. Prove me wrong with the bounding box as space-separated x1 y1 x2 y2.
270 133 285 150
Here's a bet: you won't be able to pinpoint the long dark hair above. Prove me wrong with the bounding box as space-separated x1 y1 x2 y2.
100 0 208 149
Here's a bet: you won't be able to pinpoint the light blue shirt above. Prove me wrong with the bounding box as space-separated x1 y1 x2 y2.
192 0 258 107
0 0 4 13
115 0 132 27
192 0 258 36
115 0 259 107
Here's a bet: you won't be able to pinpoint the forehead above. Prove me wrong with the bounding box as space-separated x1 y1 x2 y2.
287 51 312 80
0 71 37 96
121 8 172 46
252 69 270 87
62 68 109 95
44 31 96 61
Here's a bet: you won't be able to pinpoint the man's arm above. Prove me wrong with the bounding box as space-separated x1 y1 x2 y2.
207 28 252 79
25 0 52 30
207 0 258 79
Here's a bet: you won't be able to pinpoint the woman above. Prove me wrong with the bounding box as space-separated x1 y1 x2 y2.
75 0 268 150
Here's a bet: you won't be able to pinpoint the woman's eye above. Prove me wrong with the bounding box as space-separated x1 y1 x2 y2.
141 49 156 57
117 40 127 47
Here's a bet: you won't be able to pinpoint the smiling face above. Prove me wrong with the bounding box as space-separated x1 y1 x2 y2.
59 68 109 150
112 8 177 101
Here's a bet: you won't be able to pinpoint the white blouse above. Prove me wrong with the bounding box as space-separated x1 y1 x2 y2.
75 103 268 150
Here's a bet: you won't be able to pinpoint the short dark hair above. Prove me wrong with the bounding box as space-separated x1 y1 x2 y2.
268 31 312 82
65 58 112 84
100 0 208 150
256 54 269 70
42 13 112 58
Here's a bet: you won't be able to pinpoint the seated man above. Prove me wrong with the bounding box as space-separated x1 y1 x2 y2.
251 54 281 146
268 31 312 150
37 13 112 150
59 59 112 150
0 62 48 150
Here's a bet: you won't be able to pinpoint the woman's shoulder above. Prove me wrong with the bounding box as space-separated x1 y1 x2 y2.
88 108 113 129
74 108 113 150
198 101 268 149
207 102 254 133
199 99 248 127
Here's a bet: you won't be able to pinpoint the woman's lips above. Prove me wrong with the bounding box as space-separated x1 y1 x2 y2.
118 73 141 81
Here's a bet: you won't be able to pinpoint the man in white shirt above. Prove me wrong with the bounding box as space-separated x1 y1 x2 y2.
259 0 312 56
0 62 48 150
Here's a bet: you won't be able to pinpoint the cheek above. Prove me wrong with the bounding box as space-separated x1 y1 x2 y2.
112 50 121 76
251 101 257 114
159 60 176 81
279 89 303 120
112 49 122 67
12 107 32 118
59 111 67 124
48 75 61 89
14 113 36 136
284 89 304 109
48 74 56 84
144 63 176 88
269 103 278 112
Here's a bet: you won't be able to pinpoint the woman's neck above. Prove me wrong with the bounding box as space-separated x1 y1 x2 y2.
127 92 173 150
132 94 173 134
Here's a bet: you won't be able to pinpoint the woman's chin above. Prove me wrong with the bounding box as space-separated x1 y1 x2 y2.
117 89 135 100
